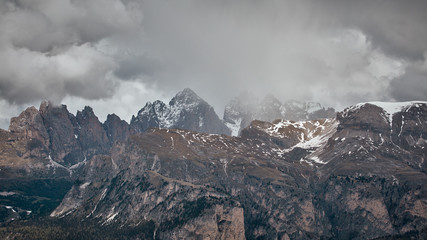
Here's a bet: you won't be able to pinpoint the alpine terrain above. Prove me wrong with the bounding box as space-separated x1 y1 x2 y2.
0 89 426 239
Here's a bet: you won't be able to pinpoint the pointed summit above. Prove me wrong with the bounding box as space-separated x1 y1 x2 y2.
170 88 204 106
76 106 96 121
130 88 230 135
76 106 110 158
103 114 133 144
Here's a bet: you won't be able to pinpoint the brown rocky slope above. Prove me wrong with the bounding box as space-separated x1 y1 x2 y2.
0 100 426 239
49 102 427 239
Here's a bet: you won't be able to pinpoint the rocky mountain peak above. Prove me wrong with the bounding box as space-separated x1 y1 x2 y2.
38 100 51 112
76 106 95 119
338 103 391 132
38 100 68 113
6 102 122 169
9 106 42 132
8 106 51 159
103 114 133 145
170 88 204 106
130 88 231 135
76 106 110 160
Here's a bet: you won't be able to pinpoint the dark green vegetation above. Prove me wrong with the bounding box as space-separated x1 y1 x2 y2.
0 218 155 240
0 178 72 222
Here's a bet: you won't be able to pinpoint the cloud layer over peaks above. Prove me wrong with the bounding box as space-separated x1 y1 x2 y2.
0 0 426 127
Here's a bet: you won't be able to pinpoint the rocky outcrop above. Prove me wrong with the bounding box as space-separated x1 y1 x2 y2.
6 102 130 169
103 113 133 145
76 106 110 159
131 88 231 135
38 101 83 166
391 103 427 154
9 106 50 159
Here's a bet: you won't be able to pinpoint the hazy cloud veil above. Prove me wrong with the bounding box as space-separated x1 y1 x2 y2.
0 0 426 128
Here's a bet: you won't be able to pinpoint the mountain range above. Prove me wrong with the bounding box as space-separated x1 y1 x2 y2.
0 89 426 239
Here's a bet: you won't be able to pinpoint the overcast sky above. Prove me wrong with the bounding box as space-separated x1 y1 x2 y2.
1 0 427 129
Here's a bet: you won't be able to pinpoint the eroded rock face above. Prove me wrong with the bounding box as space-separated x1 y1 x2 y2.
6 102 129 169
337 103 391 132
76 106 110 159
391 104 427 153
52 102 427 239
103 114 133 145
9 106 50 159
313 102 427 239
50 125 325 238
39 101 83 166
2 99 427 239
0 103 121 223
53 141 247 239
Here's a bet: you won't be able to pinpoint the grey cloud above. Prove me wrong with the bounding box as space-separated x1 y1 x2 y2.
0 0 427 122
132 0 411 110
0 0 143 52
114 55 164 80
0 44 118 104
0 0 141 104
390 57 427 101
315 0 427 60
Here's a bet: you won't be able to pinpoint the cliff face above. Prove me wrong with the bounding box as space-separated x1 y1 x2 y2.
75 106 111 160
50 102 427 239
103 113 134 145
0 102 129 222
9 106 50 160
305 102 427 239
1 100 426 239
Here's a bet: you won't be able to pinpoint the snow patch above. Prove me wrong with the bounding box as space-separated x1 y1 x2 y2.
309 156 326 164
106 212 118 222
0 192 16 196
5 206 16 213
225 117 242 137
47 155 71 175
79 182 90 190
220 158 229 177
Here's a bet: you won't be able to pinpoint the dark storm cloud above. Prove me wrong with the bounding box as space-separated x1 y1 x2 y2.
315 0 427 60
0 0 426 126
0 0 142 104
130 0 419 109
390 57 427 101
